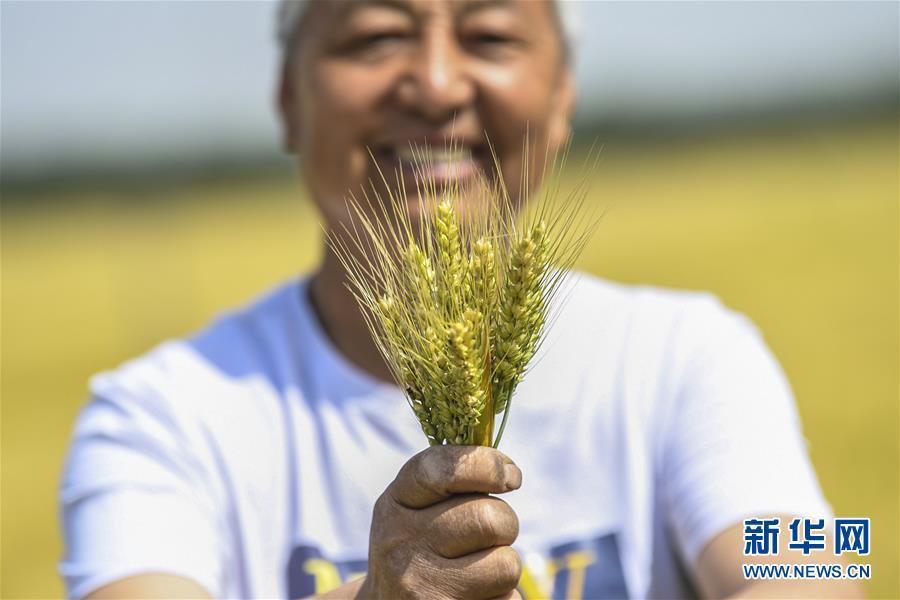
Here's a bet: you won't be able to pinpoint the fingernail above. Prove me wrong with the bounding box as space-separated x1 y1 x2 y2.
504 464 522 490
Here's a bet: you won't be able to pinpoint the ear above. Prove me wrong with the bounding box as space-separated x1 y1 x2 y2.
547 67 577 151
277 59 301 153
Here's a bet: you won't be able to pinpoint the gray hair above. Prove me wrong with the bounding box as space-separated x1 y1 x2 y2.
276 0 580 59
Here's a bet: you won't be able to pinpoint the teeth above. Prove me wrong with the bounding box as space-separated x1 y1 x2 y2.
395 146 472 163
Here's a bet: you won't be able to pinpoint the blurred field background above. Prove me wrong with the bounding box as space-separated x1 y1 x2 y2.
2 1 898 598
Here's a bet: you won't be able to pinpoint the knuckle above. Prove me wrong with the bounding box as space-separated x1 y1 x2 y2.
483 448 510 486
477 445 507 472
495 547 523 588
449 448 474 481
454 447 503 486
420 446 511 492
476 499 502 539
420 446 454 486
488 449 509 480
477 498 518 543
505 502 520 540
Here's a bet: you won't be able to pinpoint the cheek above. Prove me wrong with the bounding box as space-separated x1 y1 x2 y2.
301 64 378 157
297 63 391 219
478 60 561 134
476 64 563 197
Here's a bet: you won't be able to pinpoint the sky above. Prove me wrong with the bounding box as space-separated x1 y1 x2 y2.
1 1 897 175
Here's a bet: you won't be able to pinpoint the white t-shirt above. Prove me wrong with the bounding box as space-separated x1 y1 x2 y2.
60 274 831 599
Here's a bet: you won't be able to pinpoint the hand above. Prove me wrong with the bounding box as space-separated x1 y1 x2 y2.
358 445 524 600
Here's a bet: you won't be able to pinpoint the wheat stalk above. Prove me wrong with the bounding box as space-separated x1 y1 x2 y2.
329 141 597 447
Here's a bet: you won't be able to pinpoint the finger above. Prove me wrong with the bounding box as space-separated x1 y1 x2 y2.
437 545 522 600
418 494 519 558
488 591 523 600
389 445 522 509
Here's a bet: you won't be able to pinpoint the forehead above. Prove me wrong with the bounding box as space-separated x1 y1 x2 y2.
307 0 554 22
280 0 569 65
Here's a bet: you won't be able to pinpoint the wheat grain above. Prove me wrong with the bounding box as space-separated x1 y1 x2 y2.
328 142 598 447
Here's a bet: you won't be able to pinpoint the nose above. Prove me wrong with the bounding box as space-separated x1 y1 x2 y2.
396 29 475 122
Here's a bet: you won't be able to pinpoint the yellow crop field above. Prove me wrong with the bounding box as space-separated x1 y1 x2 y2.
2 118 897 598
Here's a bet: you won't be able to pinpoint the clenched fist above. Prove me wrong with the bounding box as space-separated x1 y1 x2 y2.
359 445 523 600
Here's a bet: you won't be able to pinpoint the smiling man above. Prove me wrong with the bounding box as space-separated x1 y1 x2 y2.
60 1 862 599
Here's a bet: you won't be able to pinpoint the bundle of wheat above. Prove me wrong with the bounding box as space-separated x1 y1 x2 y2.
330 143 596 448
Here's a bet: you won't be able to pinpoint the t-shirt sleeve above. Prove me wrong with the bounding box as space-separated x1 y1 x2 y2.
659 297 832 565
60 372 224 599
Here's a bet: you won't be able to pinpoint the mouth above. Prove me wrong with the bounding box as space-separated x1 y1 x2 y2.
372 140 491 188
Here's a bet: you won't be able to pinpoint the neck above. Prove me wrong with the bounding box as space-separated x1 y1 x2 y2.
308 244 395 383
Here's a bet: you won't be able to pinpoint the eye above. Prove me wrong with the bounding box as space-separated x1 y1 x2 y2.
346 30 413 54
468 32 514 45
360 32 408 46
462 29 522 57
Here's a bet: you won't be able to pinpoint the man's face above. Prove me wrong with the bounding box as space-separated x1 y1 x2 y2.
279 0 575 228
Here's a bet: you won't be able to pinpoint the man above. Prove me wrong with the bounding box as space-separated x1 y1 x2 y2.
61 1 862 598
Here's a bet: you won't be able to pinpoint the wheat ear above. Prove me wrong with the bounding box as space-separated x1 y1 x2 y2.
327 140 598 447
